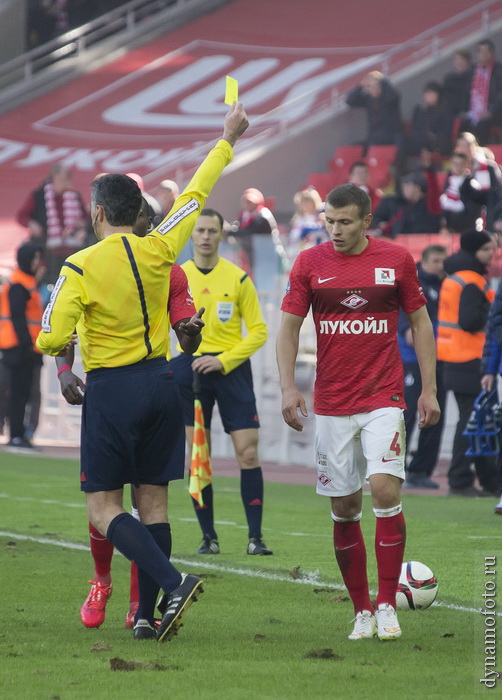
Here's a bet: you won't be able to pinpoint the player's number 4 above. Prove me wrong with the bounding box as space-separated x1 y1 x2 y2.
389 431 401 456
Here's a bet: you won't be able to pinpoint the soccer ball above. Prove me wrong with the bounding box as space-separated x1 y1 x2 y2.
396 560 438 611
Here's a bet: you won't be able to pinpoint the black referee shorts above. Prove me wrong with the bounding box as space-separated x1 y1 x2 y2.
169 353 260 433
80 357 185 492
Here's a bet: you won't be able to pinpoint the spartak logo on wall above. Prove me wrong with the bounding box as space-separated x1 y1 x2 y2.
0 40 380 178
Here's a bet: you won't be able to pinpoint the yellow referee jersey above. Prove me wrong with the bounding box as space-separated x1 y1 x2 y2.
180 257 267 374
36 140 233 371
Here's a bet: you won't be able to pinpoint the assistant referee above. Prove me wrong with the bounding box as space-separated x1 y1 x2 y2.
170 208 271 556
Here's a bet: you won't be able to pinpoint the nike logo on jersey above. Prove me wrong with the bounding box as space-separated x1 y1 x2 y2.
318 276 337 284
381 457 398 463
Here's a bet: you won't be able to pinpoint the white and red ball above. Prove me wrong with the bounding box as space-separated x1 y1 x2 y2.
396 560 438 610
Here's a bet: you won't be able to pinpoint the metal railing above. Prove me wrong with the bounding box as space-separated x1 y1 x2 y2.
0 0 206 91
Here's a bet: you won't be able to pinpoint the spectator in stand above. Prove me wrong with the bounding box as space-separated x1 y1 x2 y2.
0 242 45 452
461 38 502 145
154 179 180 226
27 0 69 47
347 161 382 210
125 173 162 227
439 150 485 232
16 164 88 300
455 131 502 230
288 189 326 253
437 230 499 497
442 50 473 123
371 156 442 238
402 82 453 160
345 71 402 153
399 245 447 489
152 179 193 263
231 188 277 274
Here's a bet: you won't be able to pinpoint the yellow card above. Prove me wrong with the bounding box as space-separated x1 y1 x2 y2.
224 75 238 106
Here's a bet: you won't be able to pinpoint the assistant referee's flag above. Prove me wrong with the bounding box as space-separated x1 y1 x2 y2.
189 371 212 506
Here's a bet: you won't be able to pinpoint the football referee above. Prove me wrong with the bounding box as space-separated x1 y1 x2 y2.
36 103 249 642
170 208 270 555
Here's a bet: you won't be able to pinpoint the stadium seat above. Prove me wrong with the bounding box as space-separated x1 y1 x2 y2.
328 145 364 185
366 145 398 189
451 117 462 144
434 170 448 191
393 232 460 262
303 172 338 199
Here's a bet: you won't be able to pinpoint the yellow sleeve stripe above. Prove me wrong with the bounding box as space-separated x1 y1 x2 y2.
122 236 152 356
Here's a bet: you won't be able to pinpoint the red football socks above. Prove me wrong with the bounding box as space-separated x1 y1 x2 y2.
333 520 373 614
129 562 139 604
89 522 114 581
374 511 406 608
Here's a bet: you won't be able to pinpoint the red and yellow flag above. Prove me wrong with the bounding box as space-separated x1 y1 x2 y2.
189 397 212 506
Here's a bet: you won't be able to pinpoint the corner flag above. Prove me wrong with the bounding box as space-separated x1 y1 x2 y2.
189 370 212 506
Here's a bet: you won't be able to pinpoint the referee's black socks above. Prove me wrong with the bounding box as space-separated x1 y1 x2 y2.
241 466 264 539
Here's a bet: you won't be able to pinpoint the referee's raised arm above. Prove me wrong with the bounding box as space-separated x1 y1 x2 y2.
149 103 249 262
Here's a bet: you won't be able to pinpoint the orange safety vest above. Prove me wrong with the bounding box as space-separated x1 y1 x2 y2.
437 269 494 363
0 269 43 351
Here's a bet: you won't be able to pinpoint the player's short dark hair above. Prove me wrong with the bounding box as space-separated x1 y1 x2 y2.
422 244 447 262
91 174 142 227
200 208 224 229
326 183 371 218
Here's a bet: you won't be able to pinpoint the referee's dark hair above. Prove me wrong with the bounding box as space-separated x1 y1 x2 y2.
91 173 143 227
326 183 371 219
201 208 224 229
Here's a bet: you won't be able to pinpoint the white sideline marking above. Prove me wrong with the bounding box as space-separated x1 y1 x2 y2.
0 493 330 538
0 531 89 551
0 493 84 508
0 530 497 616
467 536 502 539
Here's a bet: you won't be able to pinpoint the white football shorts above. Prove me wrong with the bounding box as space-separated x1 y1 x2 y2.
315 407 406 497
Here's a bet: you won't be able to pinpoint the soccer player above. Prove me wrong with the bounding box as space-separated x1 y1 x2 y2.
276 184 440 641
169 208 270 555
57 197 204 630
36 103 249 641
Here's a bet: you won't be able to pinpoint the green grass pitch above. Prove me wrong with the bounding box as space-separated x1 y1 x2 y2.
0 451 500 699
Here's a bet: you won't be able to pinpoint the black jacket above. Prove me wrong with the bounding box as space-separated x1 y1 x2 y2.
464 62 502 118
346 79 402 145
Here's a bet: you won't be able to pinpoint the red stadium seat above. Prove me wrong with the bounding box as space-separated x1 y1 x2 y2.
366 145 398 189
328 145 364 185
434 170 448 190
393 232 460 261
303 172 338 199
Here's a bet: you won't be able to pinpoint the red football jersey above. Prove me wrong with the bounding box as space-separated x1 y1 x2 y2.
168 263 196 327
281 237 426 415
